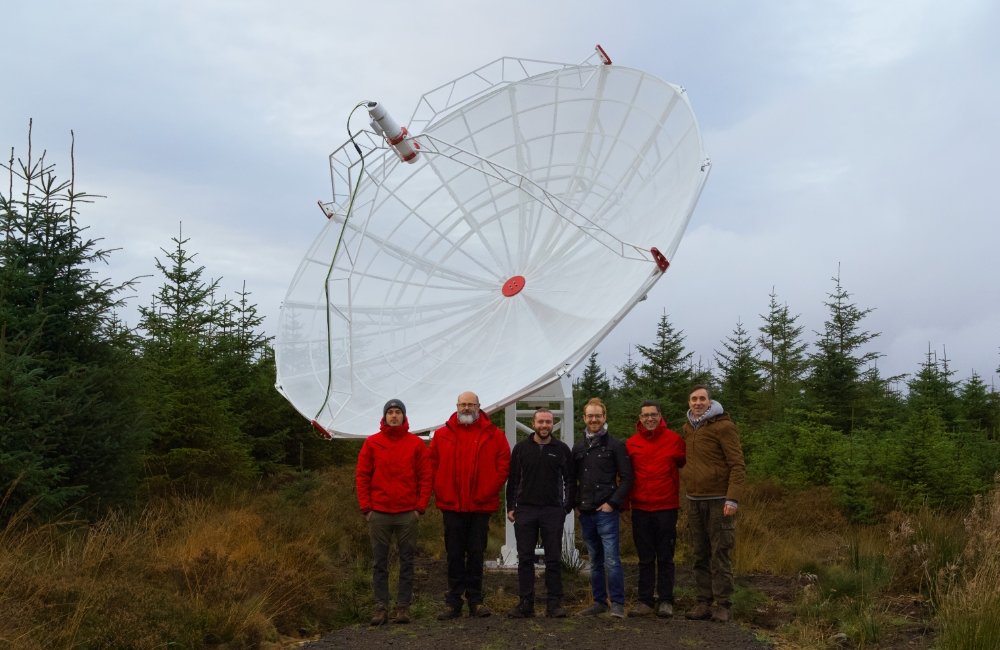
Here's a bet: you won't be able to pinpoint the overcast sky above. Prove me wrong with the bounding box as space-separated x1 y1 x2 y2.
3 1 998 394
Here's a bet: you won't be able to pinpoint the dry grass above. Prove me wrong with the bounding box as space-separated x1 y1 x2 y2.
730 481 850 575
0 469 366 649
3 472 999 649
934 482 1000 650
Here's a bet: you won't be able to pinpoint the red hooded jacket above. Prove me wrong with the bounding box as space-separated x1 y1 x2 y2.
626 418 687 511
429 411 511 513
355 418 432 514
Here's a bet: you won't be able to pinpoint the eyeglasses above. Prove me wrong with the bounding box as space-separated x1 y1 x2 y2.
457 403 479 408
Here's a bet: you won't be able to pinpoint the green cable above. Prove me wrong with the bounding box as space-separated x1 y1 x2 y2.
314 102 370 422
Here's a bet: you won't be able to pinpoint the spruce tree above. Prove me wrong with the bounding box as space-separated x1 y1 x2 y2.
958 372 998 436
714 319 763 422
907 345 960 426
1 125 145 520
854 363 905 430
575 351 611 399
614 348 642 397
755 289 808 420
806 272 881 433
634 311 694 424
137 228 256 494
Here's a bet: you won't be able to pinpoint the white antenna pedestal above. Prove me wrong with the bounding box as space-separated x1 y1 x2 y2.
497 374 579 567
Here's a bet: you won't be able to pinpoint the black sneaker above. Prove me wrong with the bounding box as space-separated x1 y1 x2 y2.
546 605 568 618
507 604 534 618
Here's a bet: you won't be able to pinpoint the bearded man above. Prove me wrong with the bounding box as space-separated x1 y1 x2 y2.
429 391 511 619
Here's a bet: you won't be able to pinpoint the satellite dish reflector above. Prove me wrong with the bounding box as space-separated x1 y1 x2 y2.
276 47 710 438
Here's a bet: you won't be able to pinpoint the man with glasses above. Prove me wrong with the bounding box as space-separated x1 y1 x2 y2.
573 397 632 618
429 391 511 619
625 400 686 618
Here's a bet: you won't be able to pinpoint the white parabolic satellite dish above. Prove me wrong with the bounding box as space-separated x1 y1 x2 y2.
275 46 710 438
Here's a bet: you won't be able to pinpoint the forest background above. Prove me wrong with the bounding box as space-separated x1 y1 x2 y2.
3 130 999 648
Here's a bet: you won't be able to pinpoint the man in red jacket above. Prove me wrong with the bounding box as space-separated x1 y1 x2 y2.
355 399 432 626
625 400 686 618
429 391 511 619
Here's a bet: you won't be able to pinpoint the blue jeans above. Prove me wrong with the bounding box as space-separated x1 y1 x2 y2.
579 509 625 606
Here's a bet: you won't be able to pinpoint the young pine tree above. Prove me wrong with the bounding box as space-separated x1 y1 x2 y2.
635 311 694 424
575 351 611 399
755 289 808 421
958 372 1000 438
907 345 960 427
806 272 881 433
137 228 256 494
1 126 146 520
714 319 763 423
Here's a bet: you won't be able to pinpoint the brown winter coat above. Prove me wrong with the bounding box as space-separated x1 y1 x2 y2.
681 413 746 502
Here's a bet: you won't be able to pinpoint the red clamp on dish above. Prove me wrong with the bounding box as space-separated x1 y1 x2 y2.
650 247 669 272
311 419 333 440
595 44 612 65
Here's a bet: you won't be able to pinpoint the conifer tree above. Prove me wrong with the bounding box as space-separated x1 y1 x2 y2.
137 228 256 494
575 351 611 399
1 125 145 520
614 348 641 396
755 289 808 420
907 345 960 426
853 363 905 430
958 372 998 436
634 311 694 423
714 319 763 422
806 272 881 433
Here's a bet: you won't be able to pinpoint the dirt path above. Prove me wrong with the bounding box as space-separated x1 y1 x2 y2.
304 614 773 649
302 558 785 649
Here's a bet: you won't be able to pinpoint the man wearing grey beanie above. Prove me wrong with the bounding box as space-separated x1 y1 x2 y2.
356 398 432 625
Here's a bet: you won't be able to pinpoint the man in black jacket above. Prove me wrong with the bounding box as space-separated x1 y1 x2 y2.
506 408 575 618
573 397 633 618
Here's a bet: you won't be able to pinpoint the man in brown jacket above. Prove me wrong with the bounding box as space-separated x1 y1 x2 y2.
681 385 745 624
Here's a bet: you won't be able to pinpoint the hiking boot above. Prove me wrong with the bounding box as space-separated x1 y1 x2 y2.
507 603 534 618
711 604 731 623
546 605 568 618
686 601 713 620
469 603 492 618
369 605 388 626
629 602 655 617
609 603 626 618
392 606 410 624
436 604 463 620
656 602 673 618
577 602 609 616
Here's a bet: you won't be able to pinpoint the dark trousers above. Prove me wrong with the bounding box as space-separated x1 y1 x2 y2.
442 510 491 607
688 498 735 606
368 511 419 607
631 508 679 606
513 504 565 609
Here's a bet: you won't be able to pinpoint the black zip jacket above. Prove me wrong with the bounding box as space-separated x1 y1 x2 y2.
506 435 575 513
572 431 633 511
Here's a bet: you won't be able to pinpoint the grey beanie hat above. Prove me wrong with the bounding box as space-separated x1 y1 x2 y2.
383 398 406 417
